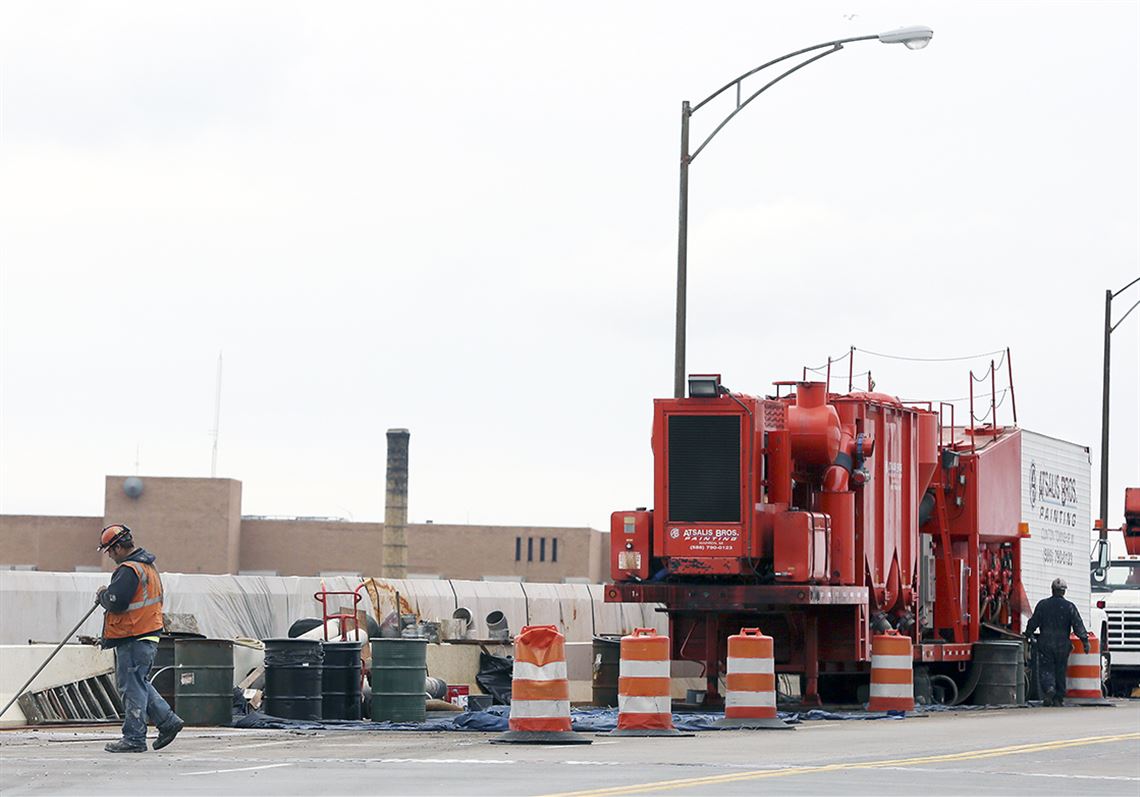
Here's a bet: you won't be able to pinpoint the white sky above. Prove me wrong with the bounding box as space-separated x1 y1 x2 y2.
1 2 1137 532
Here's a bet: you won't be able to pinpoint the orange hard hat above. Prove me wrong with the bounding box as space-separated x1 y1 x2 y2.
98 524 132 552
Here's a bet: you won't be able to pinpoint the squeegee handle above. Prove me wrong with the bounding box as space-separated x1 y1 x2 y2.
0 602 100 720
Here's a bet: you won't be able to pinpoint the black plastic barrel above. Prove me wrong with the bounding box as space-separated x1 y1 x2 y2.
592 636 621 707
371 638 427 722
972 639 1026 705
264 638 324 720
153 632 205 709
321 641 363 720
174 638 234 726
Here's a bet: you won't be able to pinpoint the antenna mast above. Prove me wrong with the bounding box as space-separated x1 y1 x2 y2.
211 352 223 478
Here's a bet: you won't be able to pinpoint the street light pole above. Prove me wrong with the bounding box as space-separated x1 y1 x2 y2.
1099 276 1140 539
672 27 933 398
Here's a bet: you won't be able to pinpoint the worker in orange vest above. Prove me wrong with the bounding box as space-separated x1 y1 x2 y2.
96 524 184 753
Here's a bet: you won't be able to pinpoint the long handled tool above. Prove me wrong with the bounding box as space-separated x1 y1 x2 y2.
0 602 100 720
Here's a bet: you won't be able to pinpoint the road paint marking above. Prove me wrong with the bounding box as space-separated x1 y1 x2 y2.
874 766 1140 782
539 732 1140 797
373 758 514 765
198 738 307 754
182 763 294 776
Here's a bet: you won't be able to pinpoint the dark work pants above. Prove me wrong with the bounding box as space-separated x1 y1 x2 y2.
114 639 178 747
1037 643 1070 698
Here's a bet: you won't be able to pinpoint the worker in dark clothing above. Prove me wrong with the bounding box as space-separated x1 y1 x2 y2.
1025 577 1089 706
95 524 184 753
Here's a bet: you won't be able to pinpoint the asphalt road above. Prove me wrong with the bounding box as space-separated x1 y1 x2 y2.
2 703 1138 796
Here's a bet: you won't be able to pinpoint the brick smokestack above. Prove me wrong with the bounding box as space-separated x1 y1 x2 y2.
383 428 410 578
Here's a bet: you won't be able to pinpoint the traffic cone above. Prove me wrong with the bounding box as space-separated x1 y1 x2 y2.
601 628 691 737
867 629 914 712
493 625 591 745
715 627 793 730
1064 632 1110 706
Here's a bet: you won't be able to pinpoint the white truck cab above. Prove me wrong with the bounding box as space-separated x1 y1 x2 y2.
1091 536 1140 696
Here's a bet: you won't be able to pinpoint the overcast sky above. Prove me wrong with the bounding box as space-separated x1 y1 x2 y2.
1 1 1137 534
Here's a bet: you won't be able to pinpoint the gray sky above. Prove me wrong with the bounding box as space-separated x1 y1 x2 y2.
1 1 1137 532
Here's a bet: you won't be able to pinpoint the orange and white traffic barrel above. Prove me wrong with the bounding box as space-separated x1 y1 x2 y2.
1065 632 1108 704
603 628 691 737
867 630 914 712
715 627 792 730
493 625 590 745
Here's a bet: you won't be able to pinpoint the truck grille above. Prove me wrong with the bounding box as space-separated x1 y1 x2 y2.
1106 608 1140 651
667 415 740 523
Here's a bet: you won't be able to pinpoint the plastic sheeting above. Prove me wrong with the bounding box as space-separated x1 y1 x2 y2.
0 571 663 646
232 705 925 733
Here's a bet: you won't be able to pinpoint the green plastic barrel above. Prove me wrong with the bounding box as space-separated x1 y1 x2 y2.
174 639 234 726
371 638 427 723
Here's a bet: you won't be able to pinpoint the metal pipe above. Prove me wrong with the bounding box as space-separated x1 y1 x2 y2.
848 346 854 393
990 359 997 428
1006 347 1018 425
1100 288 1112 538
674 101 691 399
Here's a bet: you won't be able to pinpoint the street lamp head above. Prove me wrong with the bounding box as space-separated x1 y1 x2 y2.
878 26 934 50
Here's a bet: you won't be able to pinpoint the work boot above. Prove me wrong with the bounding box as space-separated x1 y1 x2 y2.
153 716 185 751
104 739 147 753
1053 696 1064 707
1042 689 1055 706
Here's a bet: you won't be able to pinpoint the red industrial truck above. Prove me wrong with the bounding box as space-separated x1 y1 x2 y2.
606 369 1028 705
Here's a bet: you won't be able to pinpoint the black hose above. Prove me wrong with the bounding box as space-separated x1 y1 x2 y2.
930 674 959 706
951 658 984 706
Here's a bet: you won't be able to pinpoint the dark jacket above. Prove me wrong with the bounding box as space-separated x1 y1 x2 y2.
99 548 163 648
1025 594 1089 651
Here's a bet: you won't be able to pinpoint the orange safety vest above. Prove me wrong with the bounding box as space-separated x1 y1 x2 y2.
103 560 164 640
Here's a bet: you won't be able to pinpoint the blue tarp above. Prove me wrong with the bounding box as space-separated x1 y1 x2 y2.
233 704 924 732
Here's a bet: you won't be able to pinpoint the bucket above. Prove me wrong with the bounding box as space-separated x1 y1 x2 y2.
321 641 363 720
971 639 1025 705
173 638 234 726
486 611 509 642
591 636 621 707
371 638 427 722
467 693 493 712
440 618 466 640
264 638 324 720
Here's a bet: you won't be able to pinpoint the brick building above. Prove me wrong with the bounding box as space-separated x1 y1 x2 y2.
0 475 609 582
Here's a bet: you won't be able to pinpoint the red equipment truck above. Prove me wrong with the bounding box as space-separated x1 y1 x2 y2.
606 371 1027 705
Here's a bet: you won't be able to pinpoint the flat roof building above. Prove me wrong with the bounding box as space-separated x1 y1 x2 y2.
0 475 609 582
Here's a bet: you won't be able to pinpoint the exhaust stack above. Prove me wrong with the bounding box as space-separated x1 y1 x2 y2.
383 428 410 578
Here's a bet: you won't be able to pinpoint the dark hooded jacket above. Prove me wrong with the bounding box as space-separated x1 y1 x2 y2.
99 548 162 648
1025 594 1089 651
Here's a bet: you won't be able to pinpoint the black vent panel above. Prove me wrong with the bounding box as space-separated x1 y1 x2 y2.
667 415 741 523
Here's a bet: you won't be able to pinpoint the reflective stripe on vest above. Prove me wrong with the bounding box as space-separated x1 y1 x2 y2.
126 563 163 611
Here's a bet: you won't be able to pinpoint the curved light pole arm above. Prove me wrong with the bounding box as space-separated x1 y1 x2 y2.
689 35 877 163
